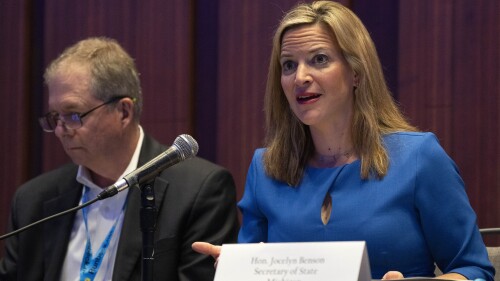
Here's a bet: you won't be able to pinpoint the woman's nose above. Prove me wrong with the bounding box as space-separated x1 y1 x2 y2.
294 64 312 86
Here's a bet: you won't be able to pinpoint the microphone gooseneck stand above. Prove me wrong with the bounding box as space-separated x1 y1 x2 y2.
0 197 99 240
139 183 157 281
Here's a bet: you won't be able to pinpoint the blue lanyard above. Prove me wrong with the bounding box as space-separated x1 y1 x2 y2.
80 186 127 281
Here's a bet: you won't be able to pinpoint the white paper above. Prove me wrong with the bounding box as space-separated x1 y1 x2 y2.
214 241 371 281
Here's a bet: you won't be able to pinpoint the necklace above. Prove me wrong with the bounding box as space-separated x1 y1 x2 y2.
314 147 353 167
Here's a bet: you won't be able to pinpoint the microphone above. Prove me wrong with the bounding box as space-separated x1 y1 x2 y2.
0 134 198 241
97 134 199 200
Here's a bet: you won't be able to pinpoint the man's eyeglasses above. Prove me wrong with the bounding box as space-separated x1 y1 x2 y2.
39 96 132 132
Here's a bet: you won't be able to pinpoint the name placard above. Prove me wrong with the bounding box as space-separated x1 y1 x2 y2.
214 241 371 281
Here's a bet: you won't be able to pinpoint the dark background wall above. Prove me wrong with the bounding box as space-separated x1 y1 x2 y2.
1 0 498 253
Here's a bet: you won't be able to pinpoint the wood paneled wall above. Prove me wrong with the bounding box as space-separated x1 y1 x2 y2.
0 0 33 253
397 0 500 245
1 0 498 253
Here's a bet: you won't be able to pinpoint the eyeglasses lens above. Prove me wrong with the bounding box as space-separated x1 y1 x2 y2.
39 113 57 132
39 96 131 133
39 113 82 132
65 114 82 129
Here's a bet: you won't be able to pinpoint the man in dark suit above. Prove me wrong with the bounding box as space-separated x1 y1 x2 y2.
0 37 239 281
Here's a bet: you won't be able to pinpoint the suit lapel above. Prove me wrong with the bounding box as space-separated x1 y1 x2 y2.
112 135 170 281
112 175 169 280
43 180 83 280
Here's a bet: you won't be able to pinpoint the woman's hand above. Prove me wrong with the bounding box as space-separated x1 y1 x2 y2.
382 271 404 280
435 273 468 280
381 270 468 280
192 242 222 267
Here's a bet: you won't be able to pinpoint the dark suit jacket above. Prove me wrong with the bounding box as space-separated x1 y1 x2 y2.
0 135 240 281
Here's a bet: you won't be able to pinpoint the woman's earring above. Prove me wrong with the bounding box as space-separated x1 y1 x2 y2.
353 74 359 88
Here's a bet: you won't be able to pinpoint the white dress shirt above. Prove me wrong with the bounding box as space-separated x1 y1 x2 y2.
60 126 144 281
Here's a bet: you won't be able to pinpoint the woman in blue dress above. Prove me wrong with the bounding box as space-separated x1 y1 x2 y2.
193 1 494 280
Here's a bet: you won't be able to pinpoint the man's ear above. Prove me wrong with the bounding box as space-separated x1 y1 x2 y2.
118 98 135 124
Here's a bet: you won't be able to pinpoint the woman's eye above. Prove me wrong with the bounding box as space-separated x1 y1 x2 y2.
313 54 329 65
282 60 296 73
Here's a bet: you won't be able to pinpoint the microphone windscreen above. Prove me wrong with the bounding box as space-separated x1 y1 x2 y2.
174 134 199 159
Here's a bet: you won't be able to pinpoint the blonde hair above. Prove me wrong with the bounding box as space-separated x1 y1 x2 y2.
263 1 417 186
44 37 143 120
